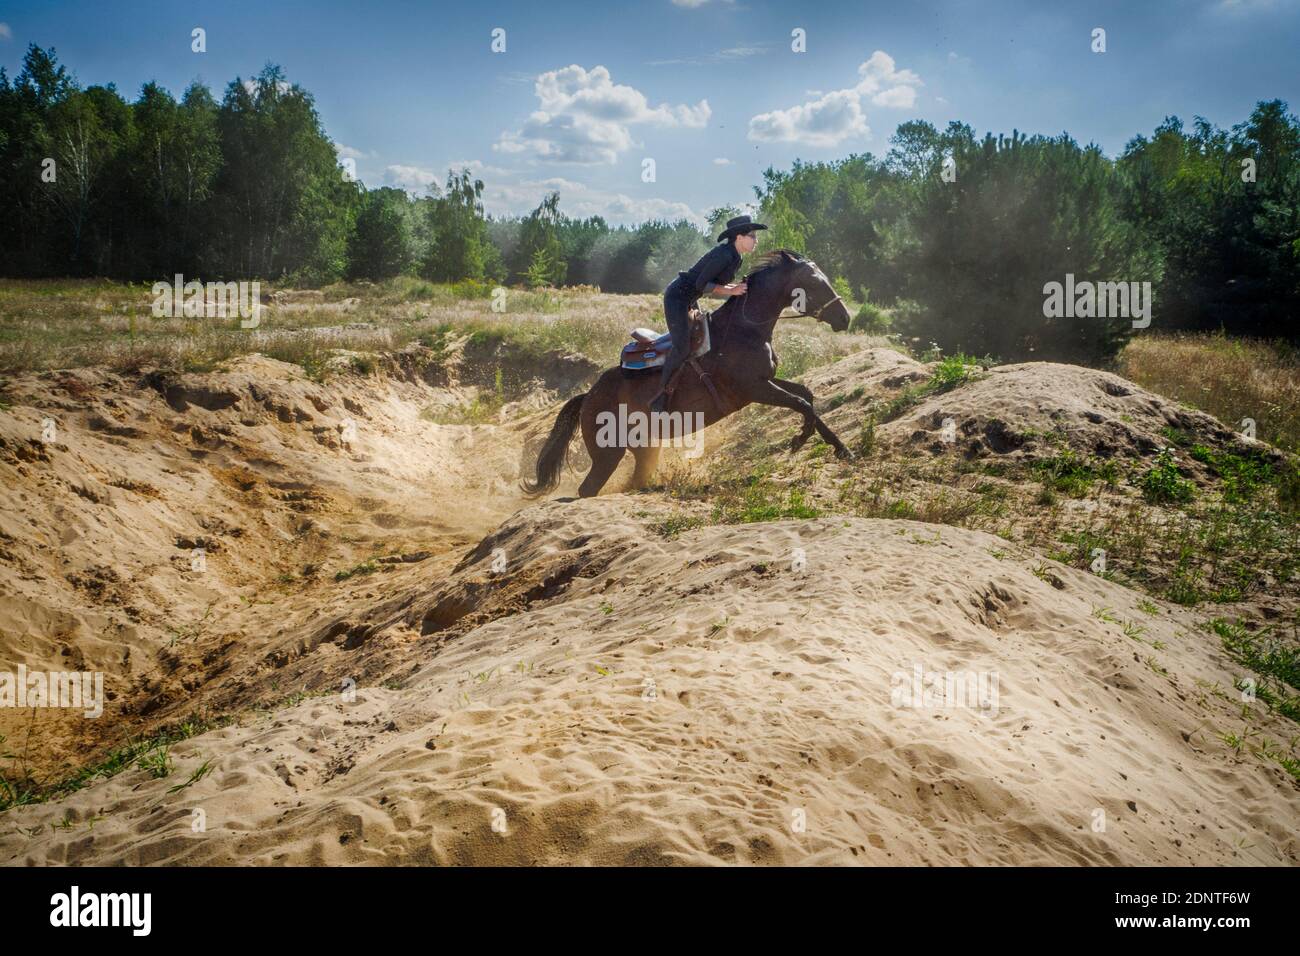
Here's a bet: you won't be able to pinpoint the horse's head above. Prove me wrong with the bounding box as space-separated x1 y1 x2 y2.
790 254 852 331
763 250 853 331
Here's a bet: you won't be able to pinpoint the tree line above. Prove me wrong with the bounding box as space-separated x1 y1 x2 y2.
752 104 1299 362
0 46 715 294
1 44 1296 363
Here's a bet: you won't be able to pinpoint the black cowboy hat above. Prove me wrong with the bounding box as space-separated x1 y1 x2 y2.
717 214 769 243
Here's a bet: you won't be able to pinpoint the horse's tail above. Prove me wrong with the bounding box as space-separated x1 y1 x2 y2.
521 392 586 497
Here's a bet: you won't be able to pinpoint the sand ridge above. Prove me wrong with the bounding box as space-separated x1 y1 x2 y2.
0 347 1297 865
2 496 1297 865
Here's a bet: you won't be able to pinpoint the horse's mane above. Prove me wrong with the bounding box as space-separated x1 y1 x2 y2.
742 248 805 282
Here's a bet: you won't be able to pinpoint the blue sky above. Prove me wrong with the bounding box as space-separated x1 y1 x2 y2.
2 0 1297 225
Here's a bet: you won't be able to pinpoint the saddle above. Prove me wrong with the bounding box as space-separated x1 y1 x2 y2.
620 309 711 370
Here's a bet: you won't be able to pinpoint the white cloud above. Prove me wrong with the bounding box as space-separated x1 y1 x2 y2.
856 50 922 106
334 143 374 161
749 89 869 148
713 157 734 165
380 161 524 195
495 64 711 165
445 159 514 177
0 23 13 41
481 175 704 226
747 50 922 147
719 45 763 59
383 164 440 195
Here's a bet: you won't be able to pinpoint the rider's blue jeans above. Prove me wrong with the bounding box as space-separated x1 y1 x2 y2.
658 277 694 394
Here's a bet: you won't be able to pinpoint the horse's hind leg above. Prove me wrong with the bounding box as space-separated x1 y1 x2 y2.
774 377 817 452
628 444 662 491
579 445 625 498
575 372 629 498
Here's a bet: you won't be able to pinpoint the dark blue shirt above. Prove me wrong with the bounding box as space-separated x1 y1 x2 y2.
671 241 741 302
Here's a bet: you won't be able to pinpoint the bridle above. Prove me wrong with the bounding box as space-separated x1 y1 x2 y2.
805 294 844 321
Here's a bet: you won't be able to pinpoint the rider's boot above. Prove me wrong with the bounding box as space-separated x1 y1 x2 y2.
648 344 685 415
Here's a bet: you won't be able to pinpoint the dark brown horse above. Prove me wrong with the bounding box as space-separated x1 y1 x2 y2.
523 250 855 498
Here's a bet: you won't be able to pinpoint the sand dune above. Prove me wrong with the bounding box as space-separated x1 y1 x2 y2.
1 346 1297 865
3 496 1297 865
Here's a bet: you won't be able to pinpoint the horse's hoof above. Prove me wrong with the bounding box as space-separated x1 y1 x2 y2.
790 435 809 453
835 446 855 461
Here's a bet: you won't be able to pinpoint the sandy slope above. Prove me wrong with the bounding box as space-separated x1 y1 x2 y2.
0 351 562 777
3 494 1298 865
757 347 1281 471
1 346 1297 865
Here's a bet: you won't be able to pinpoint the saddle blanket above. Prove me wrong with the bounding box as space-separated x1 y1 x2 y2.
620 313 711 370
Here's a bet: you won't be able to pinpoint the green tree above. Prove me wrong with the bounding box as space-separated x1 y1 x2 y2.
514 192 567 286
210 64 358 280
1119 101 1300 338
891 129 1159 363
347 187 414 280
645 220 711 290
422 168 491 282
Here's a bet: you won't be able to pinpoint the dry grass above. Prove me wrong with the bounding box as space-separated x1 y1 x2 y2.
1118 332 1300 453
0 277 867 380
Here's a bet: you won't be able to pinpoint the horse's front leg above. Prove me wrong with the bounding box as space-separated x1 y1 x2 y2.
736 378 854 460
773 377 816 452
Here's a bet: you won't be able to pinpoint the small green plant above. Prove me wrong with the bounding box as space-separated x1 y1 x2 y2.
1032 450 1116 497
649 514 706 539
334 559 379 582
856 413 876 458
166 759 214 795
824 385 866 411
930 353 981 390
1092 605 1119 624
1137 448 1196 505
712 480 820 524
1189 444 1275 504
1211 618 1300 694
1122 620 1148 642
1 715 233 812
850 300 890 334
875 352 986 424
136 746 174 779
